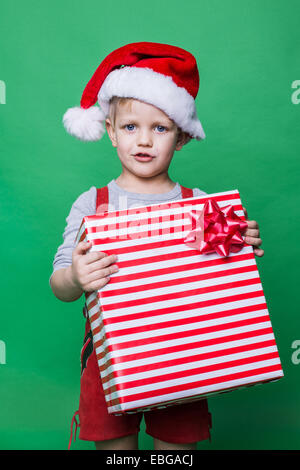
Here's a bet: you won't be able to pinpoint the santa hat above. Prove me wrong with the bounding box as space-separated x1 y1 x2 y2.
63 41 205 142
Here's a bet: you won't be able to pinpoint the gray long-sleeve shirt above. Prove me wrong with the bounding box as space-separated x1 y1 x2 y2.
50 179 207 283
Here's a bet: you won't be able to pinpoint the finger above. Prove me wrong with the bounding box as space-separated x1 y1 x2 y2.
88 264 119 281
243 207 248 220
84 276 111 292
244 228 260 238
245 236 262 247
245 220 259 229
89 260 119 276
85 250 109 265
98 254 118 269
85 254 118 275
254 247 264 257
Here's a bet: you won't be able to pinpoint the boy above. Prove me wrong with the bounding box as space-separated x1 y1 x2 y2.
50 42 263 450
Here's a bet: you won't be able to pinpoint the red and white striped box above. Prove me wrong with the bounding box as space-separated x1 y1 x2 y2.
75 189 283 414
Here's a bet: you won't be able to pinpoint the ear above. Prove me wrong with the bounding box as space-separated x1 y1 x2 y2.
105 118 117 147
175 130 191 151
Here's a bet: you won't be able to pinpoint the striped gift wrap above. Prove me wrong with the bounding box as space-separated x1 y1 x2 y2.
75 189 284 414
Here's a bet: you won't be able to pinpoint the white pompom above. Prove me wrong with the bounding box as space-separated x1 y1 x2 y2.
63 106 106 141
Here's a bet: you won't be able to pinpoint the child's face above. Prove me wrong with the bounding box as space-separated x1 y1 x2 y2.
105 99 188 181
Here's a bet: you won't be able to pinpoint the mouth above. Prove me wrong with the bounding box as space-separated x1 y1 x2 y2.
134 153 155 162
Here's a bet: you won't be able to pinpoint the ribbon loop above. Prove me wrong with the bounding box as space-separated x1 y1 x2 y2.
184 199 248 257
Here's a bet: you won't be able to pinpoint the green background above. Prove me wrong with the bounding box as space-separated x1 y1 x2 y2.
1 0 299 450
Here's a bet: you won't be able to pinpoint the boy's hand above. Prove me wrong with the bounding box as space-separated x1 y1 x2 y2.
71 241 119 292
243 207 264 257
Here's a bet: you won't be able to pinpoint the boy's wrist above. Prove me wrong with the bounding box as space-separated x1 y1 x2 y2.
50 266 83 302
66 265 82 293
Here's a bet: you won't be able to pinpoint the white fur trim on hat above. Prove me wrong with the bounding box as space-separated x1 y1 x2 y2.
63 106 106 142
98 66 205 140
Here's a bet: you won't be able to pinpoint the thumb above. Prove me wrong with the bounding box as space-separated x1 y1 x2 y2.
243 206 248 220
74 240 92 255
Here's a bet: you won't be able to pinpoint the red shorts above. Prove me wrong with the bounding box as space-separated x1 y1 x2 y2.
78 319 212 444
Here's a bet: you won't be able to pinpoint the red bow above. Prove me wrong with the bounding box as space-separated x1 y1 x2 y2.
184 199 248 257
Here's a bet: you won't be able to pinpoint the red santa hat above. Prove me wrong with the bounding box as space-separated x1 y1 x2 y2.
63 41 206 142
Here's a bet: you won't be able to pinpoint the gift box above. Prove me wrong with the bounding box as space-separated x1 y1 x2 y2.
75 189 283 415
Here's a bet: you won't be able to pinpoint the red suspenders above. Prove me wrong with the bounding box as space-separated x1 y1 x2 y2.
180 185 194 200
95 185 109 214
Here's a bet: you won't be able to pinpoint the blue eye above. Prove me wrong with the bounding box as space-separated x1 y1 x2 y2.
156 125 166 132
125 124 135 131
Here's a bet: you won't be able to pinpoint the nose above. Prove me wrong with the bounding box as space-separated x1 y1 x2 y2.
137 128 153 147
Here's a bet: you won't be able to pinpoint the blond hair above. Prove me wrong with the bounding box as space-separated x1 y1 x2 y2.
108 96 133 128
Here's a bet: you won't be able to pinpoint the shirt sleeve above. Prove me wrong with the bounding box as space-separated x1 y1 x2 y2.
49 186 97 283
